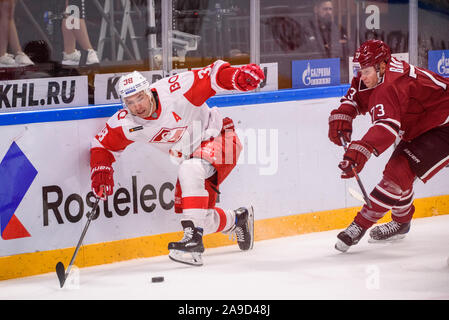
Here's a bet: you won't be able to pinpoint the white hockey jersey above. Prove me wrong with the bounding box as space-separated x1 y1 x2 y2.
91 60 235 165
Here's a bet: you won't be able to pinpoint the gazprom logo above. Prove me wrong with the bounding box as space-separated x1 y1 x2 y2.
302 62 332 86
437 52 449 76
0 142 38 240
428 50 449 78
292 58 340 89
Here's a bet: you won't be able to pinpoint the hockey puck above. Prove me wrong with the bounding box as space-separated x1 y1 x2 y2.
151 276 164 283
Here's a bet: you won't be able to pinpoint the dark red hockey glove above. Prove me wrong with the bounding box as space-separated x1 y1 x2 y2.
338 140 373 179
91 165 114 200
328 106 356 146
233 64 265 91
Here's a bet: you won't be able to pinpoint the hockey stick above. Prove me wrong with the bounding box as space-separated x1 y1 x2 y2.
338 132 372 208
348 186 366 205
56 190 103 288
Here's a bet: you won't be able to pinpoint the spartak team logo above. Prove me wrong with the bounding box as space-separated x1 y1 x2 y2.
0 142 38 240
150 127 187 143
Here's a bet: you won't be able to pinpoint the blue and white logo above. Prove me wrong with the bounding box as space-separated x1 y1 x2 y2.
428 50 449 78
292 58 340 88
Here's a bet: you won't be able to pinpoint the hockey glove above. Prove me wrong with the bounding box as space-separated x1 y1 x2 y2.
328 106 356 146
338 140 373 179
233 64 265 91
91 165 114 200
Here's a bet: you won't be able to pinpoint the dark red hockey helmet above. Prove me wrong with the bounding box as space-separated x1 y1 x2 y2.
353 40 391 69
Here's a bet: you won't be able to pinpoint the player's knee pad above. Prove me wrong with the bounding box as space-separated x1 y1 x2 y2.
359 177 404 223
368 176 414 214
377 176 403 197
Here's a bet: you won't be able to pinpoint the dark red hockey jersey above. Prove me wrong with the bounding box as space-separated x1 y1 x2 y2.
340 56 449 155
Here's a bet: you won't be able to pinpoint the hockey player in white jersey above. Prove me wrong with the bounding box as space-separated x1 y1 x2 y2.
90 60 264 266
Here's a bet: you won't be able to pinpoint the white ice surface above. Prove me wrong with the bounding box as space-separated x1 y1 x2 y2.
1 215 448 300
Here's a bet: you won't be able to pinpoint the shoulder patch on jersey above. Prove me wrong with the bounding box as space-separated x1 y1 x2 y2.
108 108 134 128
117 109 128 120
129 125 143 132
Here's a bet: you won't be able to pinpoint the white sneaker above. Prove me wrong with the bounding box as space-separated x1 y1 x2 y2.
0 53 18 67
86 49 100 65
62 49 81 65
15 52 34 66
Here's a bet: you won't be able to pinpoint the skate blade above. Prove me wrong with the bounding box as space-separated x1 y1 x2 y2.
335 239 350 252
168 250 203 266
368 234 407 244
248 205 255 250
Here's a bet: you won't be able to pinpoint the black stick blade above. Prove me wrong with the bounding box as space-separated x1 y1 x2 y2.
56 262 66 288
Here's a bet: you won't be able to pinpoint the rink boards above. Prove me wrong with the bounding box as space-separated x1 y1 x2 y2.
1 89 449 280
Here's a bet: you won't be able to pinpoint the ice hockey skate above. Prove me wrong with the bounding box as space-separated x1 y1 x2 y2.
168 220 205 266
335 221 367 252
368 221 410 243
226 206 255 251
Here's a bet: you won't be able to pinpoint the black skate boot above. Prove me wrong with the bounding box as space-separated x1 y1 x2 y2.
368 221 410 243
335 221 367 252
227 206 254 251
168 220 205 266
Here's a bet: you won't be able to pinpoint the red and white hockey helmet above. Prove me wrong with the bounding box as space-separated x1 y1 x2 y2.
353 39 391 69
118 71 150 99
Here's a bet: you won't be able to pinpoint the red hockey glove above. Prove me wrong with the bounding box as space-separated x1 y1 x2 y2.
91 165 114 200
338 140 373 179
328 106 356 146
233 64 265 91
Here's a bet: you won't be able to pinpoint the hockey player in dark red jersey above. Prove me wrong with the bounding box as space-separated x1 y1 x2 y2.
328 39 449 252
90 61 264 265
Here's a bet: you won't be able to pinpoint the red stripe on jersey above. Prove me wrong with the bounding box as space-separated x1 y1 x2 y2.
214 207 227 233
96 123 134 152
182 196 209 209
